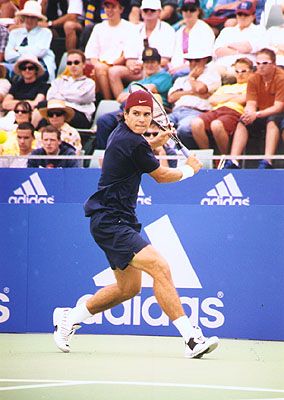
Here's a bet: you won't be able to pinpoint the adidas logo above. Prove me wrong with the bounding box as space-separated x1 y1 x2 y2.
8 172 55 204
137 185 152 205
201 173 250 206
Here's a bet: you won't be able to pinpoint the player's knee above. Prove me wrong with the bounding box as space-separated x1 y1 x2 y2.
151 259 172 282
121 282 141 301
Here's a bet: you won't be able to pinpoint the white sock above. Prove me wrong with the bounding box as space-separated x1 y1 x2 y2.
67 302 93 326
172 315 195 343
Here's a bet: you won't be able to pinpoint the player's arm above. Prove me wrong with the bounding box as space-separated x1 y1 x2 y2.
149 155 202 183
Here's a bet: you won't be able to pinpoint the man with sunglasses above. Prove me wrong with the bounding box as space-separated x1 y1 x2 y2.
213 1 267 80
225 48 284 169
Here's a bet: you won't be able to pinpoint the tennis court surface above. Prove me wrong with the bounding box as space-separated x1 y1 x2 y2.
0 334 283 400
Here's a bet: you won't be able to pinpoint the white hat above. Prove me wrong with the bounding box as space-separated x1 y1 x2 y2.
14 54 45 77
39 100 75 122
141 0 162 10
16 1 47 21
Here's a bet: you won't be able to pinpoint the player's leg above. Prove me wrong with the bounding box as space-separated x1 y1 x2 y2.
130 245 219 358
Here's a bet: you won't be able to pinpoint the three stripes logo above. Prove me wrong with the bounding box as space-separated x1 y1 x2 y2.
201 173 250 206
8 172 54 204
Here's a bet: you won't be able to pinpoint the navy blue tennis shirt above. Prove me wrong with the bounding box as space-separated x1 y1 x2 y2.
84 121 160 219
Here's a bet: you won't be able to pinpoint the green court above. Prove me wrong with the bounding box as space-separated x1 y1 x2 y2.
0 334 283 400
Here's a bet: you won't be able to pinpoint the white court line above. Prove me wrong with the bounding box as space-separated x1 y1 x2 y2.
0 379 283 394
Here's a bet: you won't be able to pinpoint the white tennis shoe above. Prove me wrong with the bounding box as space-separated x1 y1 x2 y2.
185 326 219 359
53 307 81 353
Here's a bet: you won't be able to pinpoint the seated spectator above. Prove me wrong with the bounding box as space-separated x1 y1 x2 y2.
167 45 221 149
85 0 138 100
40 0 83 51
109 0 176 99
191 57 253 155
0 25 9 63
144 122 177 167
27 124 80 168
169 0 215 79
2 55 49 126
224 48 284 169
0 63 11 117
0 0 18 18
129 0 180 26
39 99 82 155
46 49 96 128
0 99 35 133
213 1 267 80
4 0 56 81
0 121 35 167
95 47 173 149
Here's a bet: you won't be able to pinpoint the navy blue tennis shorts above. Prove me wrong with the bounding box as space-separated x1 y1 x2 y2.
89 211 149 270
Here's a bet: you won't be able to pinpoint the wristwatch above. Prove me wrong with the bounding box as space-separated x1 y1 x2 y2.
47 21 53 27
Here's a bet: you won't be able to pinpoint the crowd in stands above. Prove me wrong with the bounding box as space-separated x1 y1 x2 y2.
0 0 284 169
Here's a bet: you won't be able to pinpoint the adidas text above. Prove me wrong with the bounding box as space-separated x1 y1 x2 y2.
201 196 250 206
0 293 10 324
8 194 55 204
137 195 152 205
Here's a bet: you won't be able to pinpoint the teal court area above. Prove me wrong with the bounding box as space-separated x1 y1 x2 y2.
0 334 283 400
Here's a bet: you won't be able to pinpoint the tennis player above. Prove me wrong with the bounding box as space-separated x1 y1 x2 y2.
53 90 219 358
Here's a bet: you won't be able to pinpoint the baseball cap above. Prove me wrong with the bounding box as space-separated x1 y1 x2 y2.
141 0 162 10
125 90 153 111
142 47 161 63
236 1 256 15
180 0 200 11
103 0 126 7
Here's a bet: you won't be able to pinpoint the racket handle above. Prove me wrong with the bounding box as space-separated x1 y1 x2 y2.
175 141 190 158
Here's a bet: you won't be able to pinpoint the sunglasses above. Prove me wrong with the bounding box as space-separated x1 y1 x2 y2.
235 69 250 73
15 109 30 114
143 8 157 12
47 110 65 118
236 12 250 16
66 60 81 66
144 131 159 137
19 64 37 71
256 61 273 65
182 7 198 12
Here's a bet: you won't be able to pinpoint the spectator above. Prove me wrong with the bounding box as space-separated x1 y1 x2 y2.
0 0 18 18
191 57 253 155
266 23 284 68
40 0 84 51
4 0 56 81
2 54 49 126
27 124 80 168
0 100 32 132
213 1 267 79
85 0 138 100
0 121 35 167
95 47 173 149
0 63 11 117
109 0 176 99
46 49 96 128
225 48 284 169
39 99 82 154
167 45 221 149
129 0 179 26
0 25 9 63
169 0 215 79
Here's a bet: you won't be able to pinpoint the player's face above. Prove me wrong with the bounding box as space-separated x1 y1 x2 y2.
42 131 61 155
124 106 152 134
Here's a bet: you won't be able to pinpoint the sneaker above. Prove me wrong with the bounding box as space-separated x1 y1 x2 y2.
224 160 240 169
185 326 219 359
258 160 273 169
53 307 81 353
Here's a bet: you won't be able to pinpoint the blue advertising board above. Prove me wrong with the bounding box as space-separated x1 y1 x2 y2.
0 169 284 340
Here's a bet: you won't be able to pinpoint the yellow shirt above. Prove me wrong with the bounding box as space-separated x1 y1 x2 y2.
212 82 247 115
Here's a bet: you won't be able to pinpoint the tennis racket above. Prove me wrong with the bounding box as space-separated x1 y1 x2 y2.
129 82 190 157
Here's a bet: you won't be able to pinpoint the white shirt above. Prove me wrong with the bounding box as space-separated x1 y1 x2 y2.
266 25 284 66
168 63 221 110
85 19 136 64
213 23 268 67
67 0 84 16
125 20 175 60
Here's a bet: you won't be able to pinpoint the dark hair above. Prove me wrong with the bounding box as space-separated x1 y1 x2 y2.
233 57 254 70
41 125 61 140
256 48 276 64
17 122 35 137
67 49 86 63
14 100 32 113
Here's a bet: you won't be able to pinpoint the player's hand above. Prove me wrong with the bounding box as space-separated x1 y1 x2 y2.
148 129 170 149
186 154 203 174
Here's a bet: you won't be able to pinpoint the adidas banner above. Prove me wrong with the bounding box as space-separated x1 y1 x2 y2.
0 169 284 340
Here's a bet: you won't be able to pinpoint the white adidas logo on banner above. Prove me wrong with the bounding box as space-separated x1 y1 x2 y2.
8 172 54 204
201 173 250 206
